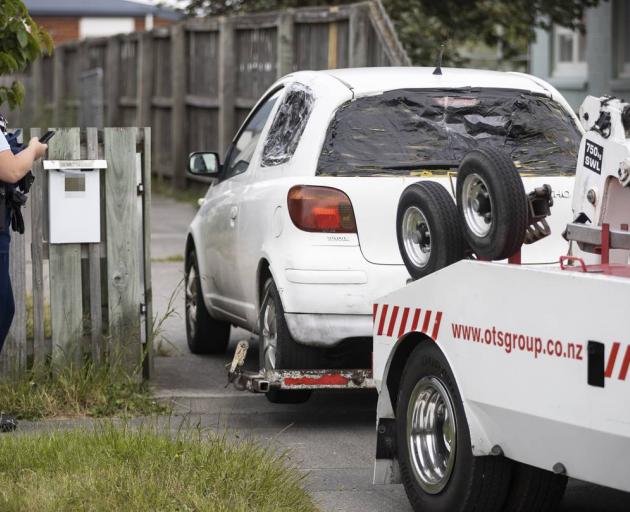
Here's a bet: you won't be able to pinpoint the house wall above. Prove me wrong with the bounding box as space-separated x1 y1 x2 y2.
33 15 175 45
33 16 80 45
529 1 630 110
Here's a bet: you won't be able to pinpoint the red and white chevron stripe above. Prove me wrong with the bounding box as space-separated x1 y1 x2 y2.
373 303 443 341
605 342 630 381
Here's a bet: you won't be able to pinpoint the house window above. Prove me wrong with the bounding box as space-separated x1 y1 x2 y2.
79 18 135 40
616 0 630 76
553 25 587 77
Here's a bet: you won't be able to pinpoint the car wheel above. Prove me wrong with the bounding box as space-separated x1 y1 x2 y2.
259 277 320 404
185 250 231 354
503 462 567 512
396 343 512 512
456 147 528 260
397 181 464 281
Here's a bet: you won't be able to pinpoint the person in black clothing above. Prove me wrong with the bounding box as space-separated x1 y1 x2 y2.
0 115 47 431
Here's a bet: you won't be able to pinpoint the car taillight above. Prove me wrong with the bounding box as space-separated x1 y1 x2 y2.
287 185 357 233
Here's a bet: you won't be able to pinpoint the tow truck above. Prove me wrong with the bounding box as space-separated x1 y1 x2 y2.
372 96 630 511
226 94 630 510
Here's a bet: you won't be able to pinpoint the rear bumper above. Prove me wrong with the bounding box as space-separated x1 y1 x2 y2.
285 313 373 347
275 250 409 346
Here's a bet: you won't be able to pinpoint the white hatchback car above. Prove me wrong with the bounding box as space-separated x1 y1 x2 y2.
185 67 581 383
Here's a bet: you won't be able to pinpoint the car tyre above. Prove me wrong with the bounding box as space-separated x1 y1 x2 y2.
456 147 528 260
396 343 512 512
503 462 567 512
397 181 464 281
259 277 319 404
185 250 231 354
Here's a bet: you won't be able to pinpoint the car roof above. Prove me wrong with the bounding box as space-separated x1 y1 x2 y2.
298 67 551 96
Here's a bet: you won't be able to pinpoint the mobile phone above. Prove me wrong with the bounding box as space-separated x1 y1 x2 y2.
39 131 56 144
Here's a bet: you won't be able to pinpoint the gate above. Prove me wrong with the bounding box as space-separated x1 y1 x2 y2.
1 127 153 379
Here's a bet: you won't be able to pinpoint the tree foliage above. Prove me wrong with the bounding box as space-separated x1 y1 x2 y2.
180 0 601 67
0 0 53 109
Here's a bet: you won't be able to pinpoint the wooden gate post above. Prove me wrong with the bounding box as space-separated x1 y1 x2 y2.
48 128 84 367
104 128 142 374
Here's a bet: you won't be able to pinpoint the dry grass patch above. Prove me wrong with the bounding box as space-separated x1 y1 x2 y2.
0 363 168 420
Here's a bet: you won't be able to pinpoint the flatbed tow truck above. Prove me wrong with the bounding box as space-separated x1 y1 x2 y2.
228 95 630 511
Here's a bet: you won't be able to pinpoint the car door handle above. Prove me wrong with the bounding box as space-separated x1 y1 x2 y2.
230 206 239 220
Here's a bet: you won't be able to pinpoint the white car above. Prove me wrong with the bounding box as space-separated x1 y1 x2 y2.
185 67 582 399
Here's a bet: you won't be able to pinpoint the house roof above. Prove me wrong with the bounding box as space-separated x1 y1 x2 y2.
24 0 181 20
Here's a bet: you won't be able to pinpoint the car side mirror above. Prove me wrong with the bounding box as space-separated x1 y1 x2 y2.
187 151 221 178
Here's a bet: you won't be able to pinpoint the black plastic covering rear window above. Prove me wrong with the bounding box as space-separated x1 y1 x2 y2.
262 83 314 167
316 88 581 176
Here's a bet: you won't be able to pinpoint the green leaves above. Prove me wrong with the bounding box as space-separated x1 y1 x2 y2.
0 82 26 110
0 0 52 109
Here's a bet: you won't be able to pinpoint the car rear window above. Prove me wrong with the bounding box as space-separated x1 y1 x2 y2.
316 88 581 177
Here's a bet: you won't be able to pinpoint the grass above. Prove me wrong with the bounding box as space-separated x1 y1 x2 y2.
152 279 184 358
0 424 317 512
25 294 52 340
152 254 185 263
152 177 206 207
0 363 168 420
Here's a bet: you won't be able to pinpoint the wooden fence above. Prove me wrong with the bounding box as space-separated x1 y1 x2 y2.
1 128 153 379
12 0 409 188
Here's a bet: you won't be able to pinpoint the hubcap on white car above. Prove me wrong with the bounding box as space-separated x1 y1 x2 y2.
462 173 492 237
185 265 198 339
261 300 278 370
402 206 432 268
407 376 457 494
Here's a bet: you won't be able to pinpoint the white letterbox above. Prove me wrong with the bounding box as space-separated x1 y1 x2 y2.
44 159 107 244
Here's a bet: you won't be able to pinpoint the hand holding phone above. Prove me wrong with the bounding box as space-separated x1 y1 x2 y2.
39 131 55 144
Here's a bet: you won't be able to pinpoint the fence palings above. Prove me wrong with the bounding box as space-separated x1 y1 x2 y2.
1 128 153 379
11 1 409 188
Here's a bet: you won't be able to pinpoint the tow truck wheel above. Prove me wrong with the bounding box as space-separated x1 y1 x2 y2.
396 343 511 512
456 147 528 260
503 462 567 512
185 250 231 354
397 182 464 280
259 278 317 404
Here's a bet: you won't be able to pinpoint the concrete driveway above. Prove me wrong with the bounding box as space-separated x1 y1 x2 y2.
150 194 630 512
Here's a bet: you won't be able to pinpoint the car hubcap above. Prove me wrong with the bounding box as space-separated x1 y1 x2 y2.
261 300 278 371
185 265 198 340
462 173 492 237
402 206 432 268
407 376 457 494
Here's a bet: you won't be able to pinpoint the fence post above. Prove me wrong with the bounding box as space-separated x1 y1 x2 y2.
104 128 142 374
142 128 154 379
277 10 295 78
349 3 370 67
29 127 48 367
86 128 104 364
171 23 187 190
106 37 121 126
48 129 84 367
52 48 64 126
137 32 154 131
218 16 235 157
29 59 44 126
